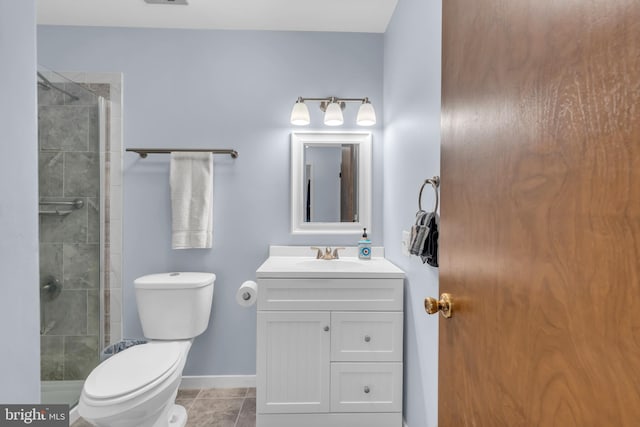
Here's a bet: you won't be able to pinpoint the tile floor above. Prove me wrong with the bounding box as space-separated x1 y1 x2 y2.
72 387 256 427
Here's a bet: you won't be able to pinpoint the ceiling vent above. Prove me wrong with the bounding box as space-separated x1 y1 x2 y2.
144 0 188 5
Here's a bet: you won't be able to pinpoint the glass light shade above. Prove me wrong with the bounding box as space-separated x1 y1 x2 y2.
290 101 310 126
324 102 344 126
356 101 376 126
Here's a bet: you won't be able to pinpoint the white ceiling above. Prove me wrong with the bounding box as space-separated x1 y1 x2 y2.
37 0 398 33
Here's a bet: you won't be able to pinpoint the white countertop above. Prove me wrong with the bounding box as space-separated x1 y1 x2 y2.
256 246 405 279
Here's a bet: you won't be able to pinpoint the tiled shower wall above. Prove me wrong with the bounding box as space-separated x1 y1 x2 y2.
38 70 123 386
38 81 104 381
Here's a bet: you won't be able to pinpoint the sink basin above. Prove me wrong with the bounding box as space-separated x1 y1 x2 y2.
295 259 364 270
255 247 405 279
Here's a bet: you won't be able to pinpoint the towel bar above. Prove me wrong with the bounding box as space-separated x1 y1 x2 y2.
39 209 74 216
38 199 84 216
126 148 238 159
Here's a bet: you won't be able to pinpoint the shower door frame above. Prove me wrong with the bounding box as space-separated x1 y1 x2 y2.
38 69 123 409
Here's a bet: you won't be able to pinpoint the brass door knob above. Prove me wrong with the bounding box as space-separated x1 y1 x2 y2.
424 293 453 318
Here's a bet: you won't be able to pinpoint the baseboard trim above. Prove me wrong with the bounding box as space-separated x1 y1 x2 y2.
69 405 80 425
180 375 256 389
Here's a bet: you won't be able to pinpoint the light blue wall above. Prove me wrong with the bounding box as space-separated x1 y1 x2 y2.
383 0 442 425
37 26 383 375
0 0 41 403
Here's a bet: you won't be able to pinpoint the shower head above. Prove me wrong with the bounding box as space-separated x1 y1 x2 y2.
37 72 80 101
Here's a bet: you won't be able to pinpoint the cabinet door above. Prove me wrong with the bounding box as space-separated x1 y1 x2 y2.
257 311 330 414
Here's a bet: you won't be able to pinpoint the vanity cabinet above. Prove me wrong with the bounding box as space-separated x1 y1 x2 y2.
255 253 405 427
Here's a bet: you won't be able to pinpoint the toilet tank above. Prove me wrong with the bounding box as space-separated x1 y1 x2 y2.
134 272 215 340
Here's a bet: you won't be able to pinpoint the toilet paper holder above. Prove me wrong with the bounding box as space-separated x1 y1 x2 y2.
236 280 258 307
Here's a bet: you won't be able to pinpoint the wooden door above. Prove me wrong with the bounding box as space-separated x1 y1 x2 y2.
340 145 357 222
440 0 640 425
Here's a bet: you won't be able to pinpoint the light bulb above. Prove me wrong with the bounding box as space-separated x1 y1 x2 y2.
290 99 310 126
356 99 376 126
324 101 344 126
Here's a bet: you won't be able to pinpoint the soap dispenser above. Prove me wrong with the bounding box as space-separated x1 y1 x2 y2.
358 228 372 260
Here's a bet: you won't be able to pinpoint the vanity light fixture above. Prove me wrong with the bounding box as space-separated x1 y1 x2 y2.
323 97 344 126
290 97 311 125
356 98 376 126
290 96 376 127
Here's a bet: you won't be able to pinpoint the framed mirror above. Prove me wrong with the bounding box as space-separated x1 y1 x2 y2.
291 132 371 234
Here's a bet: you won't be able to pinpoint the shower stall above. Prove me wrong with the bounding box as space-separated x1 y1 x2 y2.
37 67 123 407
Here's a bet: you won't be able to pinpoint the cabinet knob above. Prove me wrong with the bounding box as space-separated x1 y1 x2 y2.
323 326 330 332
364 386 370 394
364 335 371 342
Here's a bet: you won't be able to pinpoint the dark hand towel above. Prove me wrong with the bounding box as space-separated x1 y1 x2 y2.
422 213 439 267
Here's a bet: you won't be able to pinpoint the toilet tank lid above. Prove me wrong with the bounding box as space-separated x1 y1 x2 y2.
134 272 216 289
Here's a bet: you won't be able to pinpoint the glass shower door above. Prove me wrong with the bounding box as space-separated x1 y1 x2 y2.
37 67 105 406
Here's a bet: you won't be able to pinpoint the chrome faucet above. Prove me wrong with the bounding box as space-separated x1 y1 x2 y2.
310 247 345 260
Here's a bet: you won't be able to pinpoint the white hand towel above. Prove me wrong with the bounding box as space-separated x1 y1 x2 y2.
170 152 214 249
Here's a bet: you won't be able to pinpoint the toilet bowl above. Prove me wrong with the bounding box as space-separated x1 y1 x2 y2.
79 272 215 427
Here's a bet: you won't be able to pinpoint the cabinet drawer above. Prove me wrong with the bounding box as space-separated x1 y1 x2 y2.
330 363 402 413
331 312 403 362
257 278 403 311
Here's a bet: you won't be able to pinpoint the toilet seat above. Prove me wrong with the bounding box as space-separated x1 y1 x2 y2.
83 342 182 404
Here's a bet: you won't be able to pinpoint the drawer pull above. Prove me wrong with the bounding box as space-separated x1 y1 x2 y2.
324 326 330 332
364 335 371 342
364 386 370 394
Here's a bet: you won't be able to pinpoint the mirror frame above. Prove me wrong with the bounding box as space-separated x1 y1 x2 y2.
291 131 372 235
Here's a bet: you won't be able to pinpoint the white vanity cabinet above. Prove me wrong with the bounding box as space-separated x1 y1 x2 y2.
256 247 405 427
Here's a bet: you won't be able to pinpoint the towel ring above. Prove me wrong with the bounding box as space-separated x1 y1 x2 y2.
418 176 440 213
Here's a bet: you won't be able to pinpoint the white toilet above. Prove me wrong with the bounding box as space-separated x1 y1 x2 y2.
78 272 215 427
